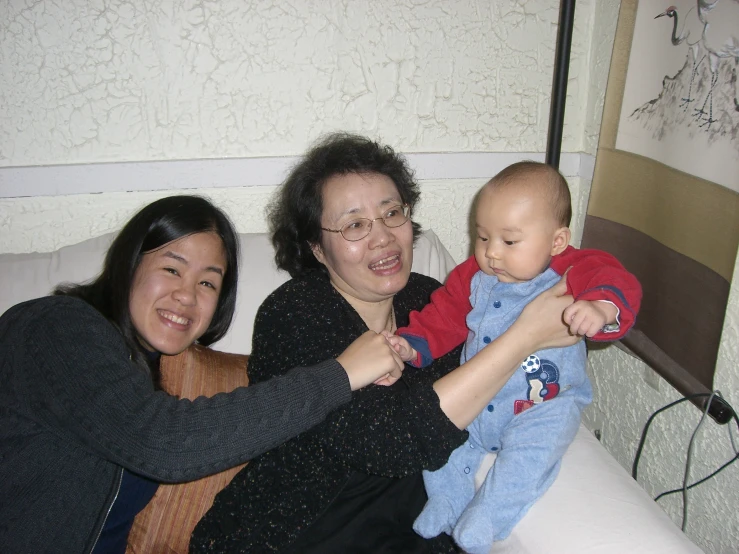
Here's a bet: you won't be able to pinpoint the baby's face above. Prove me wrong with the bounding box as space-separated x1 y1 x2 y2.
474 184 564 283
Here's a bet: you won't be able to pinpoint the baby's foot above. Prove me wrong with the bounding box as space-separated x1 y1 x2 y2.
452 504 496 554
413 497 460 538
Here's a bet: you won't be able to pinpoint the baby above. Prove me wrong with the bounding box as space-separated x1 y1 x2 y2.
388 161 642 553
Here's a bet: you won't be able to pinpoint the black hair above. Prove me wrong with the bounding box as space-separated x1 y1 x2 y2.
269 132 421 278
55 195 239 376
487 161 572 227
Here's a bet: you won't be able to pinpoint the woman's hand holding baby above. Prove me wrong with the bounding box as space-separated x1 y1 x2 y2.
513 274 581 351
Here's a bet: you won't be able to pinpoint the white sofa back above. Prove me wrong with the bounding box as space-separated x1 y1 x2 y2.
0 230 456 355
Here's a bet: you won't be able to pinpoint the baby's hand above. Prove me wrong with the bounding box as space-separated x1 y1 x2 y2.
562 300 618 337
373 331 416 386
380 330 416 362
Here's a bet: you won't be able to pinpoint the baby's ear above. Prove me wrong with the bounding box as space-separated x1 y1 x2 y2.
551 226 571 256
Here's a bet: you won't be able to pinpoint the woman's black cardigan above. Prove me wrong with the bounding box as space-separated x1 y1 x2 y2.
0 296 352 553
191 270 467 552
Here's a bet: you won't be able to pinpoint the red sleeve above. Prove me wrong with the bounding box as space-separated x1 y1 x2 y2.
550 246 642 341
397 256 479 364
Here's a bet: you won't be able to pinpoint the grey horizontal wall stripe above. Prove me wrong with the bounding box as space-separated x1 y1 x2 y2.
0 152 592 198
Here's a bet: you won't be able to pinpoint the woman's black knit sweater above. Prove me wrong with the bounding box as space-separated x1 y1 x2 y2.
191 271 467 552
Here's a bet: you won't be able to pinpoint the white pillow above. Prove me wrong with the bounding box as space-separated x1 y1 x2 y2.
0 233 115 321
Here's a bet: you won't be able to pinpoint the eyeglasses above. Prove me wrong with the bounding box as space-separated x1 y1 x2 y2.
321 204 411 241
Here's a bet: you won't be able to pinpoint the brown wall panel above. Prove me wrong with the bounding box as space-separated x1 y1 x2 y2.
582 216 730 389
588 150 739 281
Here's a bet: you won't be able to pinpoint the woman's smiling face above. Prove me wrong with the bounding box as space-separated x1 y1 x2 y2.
312 172 414 305
129 232 227 355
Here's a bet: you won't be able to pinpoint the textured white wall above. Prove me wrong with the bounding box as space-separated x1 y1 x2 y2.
2 0 738 552
1 0 594 165
0 0 601 248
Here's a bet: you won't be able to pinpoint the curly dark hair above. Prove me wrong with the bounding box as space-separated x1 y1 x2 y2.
269 132 422 278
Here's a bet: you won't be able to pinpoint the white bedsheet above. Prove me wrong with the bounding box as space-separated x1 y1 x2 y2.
486 424 703 553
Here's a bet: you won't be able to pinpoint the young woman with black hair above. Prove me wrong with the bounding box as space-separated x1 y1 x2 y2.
0 195 403 554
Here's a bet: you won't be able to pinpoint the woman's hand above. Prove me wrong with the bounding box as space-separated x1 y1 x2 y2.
337 331 405 391
513 273 581 352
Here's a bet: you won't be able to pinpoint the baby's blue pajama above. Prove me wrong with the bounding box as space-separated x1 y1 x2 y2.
413 268 592 554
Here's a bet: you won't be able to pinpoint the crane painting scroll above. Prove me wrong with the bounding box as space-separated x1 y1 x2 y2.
581 0 739 417
616 0 738 192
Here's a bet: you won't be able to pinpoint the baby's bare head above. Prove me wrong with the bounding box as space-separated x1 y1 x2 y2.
484 161 572 228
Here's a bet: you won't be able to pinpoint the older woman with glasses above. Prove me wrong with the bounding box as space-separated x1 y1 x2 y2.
191 133 579 553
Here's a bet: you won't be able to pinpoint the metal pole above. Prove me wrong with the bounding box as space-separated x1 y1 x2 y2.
545 0 577 169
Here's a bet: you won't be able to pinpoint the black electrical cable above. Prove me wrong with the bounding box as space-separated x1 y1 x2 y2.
632 393 716 480
654 453 739 502
680 391 715 531
631 392 739 521
654 401 739 502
